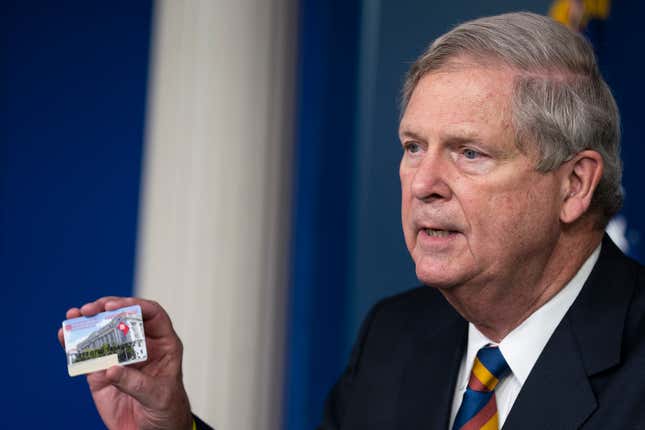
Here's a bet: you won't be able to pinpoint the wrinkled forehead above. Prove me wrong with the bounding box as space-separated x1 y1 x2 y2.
401 56 518 116
400 61 517 131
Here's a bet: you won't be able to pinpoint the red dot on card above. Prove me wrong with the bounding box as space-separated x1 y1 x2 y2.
65 325 72 331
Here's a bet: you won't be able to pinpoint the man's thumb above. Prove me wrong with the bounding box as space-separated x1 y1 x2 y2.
106 365 158 408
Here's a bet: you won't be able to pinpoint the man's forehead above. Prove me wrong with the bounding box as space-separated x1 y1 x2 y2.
403 59 516 106
400 72 515 137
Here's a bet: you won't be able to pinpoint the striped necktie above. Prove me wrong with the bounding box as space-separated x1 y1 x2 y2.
452 345 510 430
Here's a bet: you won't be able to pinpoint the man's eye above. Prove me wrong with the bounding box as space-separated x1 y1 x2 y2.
405 142 421 153
463 148 481 159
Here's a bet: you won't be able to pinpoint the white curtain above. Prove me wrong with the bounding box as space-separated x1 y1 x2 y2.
135 1 297 429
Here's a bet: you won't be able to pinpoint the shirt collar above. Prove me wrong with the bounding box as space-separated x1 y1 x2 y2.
461 243 601 386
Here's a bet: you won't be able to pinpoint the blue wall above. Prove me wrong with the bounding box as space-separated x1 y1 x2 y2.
591 2 645 263
284 0 362 428
2 2 152 427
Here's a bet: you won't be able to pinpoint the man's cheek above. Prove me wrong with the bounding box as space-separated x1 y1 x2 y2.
487 192 524 224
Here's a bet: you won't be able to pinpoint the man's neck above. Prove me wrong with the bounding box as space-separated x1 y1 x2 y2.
440 229 604 342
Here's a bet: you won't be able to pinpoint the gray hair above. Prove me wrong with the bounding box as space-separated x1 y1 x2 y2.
401 12 622 225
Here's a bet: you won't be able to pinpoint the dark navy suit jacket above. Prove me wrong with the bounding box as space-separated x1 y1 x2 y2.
318 236 645 429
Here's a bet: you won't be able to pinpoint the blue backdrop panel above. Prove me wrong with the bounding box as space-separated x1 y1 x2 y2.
2 2 152 427
283 0 361 429
588 2 645 262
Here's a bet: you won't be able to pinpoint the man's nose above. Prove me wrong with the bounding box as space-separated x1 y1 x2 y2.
410 152 452 202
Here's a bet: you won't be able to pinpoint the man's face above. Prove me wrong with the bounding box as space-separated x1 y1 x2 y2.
399 63 565 290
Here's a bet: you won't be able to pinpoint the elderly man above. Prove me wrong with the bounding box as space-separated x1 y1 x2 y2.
59 12 644 430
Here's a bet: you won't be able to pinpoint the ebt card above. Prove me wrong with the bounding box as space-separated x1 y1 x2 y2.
62 305 148 377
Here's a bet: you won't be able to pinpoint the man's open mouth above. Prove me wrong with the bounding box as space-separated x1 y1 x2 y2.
423 228 457 238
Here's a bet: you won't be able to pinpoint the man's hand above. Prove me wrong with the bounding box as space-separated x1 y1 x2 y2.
58 297 193 430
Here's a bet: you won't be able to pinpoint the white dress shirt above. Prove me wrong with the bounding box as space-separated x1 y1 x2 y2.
449 244 601 429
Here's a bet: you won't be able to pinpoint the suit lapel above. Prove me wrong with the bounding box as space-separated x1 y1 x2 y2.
394 306 467 430
504 236 633 429
502 317 597 429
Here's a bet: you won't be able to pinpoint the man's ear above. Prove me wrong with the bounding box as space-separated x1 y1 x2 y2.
560 150 603 224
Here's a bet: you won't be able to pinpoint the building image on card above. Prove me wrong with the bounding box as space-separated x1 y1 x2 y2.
63 305 147 376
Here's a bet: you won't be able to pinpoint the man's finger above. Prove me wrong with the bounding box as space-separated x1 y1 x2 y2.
58 328 65 348
86 369 113 392
66 307 82 319
104 365 160 409
57 328 65 348
80 296 124 316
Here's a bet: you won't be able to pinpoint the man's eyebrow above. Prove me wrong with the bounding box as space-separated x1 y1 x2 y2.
442 133 483 146
398 129 425 142
441 126 484 141
398 128 484 143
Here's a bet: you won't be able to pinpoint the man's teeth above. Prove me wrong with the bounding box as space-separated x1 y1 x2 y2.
424 229 452 237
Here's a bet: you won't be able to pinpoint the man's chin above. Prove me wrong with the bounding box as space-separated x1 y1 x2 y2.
415 269 462 289
413 256 468 289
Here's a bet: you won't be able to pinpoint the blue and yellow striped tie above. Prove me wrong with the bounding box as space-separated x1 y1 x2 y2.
452 346 510 430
